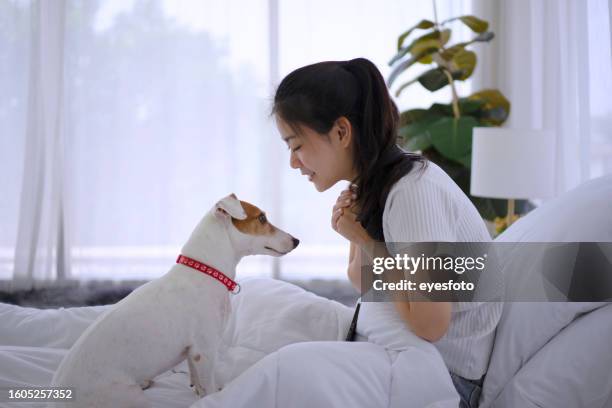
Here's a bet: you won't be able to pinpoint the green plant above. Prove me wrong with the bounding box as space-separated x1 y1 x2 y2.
388 10 532 221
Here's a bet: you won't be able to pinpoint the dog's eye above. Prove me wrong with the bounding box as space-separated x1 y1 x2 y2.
258 214 267 224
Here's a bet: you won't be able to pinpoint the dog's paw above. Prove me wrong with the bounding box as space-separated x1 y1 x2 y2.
193 384 206 397
140 379 154 390
189 381 205 397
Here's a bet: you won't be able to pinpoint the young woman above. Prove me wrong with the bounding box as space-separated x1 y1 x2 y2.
272 57 501 408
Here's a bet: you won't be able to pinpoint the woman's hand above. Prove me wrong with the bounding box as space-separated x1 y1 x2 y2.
331 186 372 247
331 187 355 227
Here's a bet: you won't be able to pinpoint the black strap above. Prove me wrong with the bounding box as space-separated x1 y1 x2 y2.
344 302 361 341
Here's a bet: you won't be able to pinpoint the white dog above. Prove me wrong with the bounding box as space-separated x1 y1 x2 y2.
50 194 299 408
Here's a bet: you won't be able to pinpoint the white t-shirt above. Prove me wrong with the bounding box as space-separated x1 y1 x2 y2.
379 160 501 380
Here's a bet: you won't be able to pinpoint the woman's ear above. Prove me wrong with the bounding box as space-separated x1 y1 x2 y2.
334 116 353 148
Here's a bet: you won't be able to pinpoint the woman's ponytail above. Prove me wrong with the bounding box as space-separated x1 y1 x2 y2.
340 58 399 168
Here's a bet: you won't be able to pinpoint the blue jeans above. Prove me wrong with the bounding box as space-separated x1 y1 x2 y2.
450 372 483 408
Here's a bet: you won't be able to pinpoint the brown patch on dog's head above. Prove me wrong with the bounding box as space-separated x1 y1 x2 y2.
231 201 276 236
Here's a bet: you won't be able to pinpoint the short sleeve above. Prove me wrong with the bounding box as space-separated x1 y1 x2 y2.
383 178 457 244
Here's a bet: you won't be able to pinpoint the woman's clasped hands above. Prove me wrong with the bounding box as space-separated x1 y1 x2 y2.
331 184 372 247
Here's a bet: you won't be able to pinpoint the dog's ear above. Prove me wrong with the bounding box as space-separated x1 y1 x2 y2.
215 193 247 220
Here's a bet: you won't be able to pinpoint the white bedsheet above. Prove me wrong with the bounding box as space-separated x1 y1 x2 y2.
0 346 199 408
0 278 458 407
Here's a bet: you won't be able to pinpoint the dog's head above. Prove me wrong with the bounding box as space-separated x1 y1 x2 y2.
214 193 299 257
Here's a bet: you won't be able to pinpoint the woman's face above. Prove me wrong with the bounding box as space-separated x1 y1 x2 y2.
276 115 356 192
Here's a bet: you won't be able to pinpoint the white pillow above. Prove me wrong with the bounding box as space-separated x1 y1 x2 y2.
213 277 354 388
0 303 109 349
481 175 612 407
493 304 612 408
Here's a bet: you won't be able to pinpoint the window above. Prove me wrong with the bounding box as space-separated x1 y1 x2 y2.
1 0 523 283
587 0 612 178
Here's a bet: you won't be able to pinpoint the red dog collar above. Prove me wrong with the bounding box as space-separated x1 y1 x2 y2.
176 255 240 294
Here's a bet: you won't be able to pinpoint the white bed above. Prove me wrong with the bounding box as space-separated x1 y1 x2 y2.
0 278 459 408
2 174 611 408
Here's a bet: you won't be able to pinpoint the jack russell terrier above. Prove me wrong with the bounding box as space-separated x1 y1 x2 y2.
50 194 299 408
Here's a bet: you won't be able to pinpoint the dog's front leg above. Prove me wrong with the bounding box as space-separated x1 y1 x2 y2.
140 379 154 390
186 346 206 397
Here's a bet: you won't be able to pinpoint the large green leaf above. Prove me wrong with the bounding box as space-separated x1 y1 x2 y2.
450 49 477 80
410 38 442 64
398 110 445 151
468 89 511 126
443 15 489 33
405 132 432 152
399 127 432 151
440 43 467 61
459 16 489 33
389 30 453 86
429 47 477 81
429 99 485 116
408 29 450 51
397 19 435 50
455 152 472 167
408 29 451 63
418 68 448 91
399 108 429 127
399 112 441 139
388 47 439 87
391 29 451 67
440 32 493 63
390 22 438 66
428 116 479 165
422 147 468 181
417 68 462 92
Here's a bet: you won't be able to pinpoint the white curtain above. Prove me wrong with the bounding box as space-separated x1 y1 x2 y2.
472 0 612 196
12 0 69 289
0 1 30 286
1 0 472 287
2 0 275 287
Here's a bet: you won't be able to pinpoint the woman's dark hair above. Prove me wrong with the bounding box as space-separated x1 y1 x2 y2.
272 57 427 241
